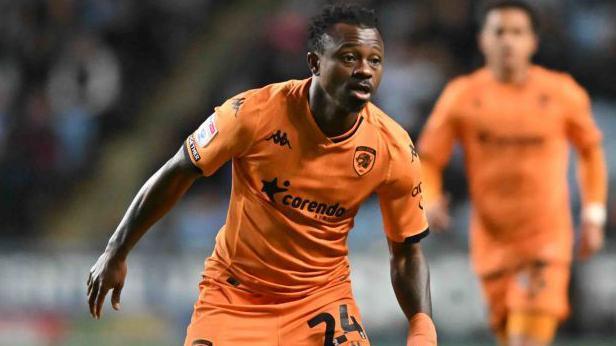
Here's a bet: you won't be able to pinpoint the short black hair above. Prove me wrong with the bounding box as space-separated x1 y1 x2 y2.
479 0 539 33
308 3 379 53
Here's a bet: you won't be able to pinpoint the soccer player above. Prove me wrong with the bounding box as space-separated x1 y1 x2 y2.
418 1 607 345
87 4 437 346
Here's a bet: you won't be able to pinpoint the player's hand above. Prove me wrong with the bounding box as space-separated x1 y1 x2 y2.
577 220 604 261
87 251 127 319
425 196 450 232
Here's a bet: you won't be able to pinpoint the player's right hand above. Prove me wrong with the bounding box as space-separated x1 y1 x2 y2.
87 251 127 319
425 196 450 232
577 220 605 261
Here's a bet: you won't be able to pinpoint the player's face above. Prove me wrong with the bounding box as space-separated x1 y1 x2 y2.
479 8 537 73
311 23 384 113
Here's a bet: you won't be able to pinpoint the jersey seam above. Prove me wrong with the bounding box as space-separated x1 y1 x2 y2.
236 92 264 158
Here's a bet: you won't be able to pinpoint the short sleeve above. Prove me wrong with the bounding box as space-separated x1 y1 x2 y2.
377 135 429 243
418 79 462 167
185 93 260 176
562 76 602 150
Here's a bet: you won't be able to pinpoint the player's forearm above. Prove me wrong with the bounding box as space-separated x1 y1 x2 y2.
577 145 607 205
421 159 444 205
389 241 432 318
105 148 200 259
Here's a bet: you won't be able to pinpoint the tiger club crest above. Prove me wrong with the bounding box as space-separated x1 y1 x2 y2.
353 146 376 176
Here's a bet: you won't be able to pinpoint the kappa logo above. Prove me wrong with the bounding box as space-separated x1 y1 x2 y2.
261 177 347 219
266 130 292 149
192 339 213 346
231 97 245 117
409 143 419 163
353 146 376 176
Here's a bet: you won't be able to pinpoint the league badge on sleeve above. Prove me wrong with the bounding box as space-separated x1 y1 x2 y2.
353 146 376 176
196 113 218 148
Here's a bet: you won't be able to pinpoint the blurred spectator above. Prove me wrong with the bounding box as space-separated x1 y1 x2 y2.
47 33 120 171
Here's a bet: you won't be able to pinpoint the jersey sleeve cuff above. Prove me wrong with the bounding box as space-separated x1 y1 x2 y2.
403 228 430 244
183 139 204 175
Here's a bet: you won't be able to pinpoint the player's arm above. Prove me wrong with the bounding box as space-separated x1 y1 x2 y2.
564 78 608 260
389 237 437 346
379 133 437 345
418 80 461 231
87 146 201 319
87 92 259 319
575 144 607 260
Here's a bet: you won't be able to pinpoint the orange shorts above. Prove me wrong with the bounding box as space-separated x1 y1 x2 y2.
479 261 570 333
184 275 370 346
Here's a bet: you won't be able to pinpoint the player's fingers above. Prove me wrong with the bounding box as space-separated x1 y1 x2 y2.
87 273 92 296
577 245 589 260
88 280 99 318
94 285 110 319
111 284 123 311
588 231 604 257
579 232 594 260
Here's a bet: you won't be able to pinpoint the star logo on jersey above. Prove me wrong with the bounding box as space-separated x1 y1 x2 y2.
261 177 290 203
192 339 213 346
231 97 245 117
353 146 376 176
266 130 292 149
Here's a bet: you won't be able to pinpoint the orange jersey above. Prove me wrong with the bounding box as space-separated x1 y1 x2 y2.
185 78 428 298
419 66 602 274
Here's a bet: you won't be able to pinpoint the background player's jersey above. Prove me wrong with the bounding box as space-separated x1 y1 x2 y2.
419 66 602 274
185 78 428 297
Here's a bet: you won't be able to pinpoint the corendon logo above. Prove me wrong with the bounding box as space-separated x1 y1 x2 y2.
261 177 346 218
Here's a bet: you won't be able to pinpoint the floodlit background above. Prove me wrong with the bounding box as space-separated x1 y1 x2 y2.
0 0 614 345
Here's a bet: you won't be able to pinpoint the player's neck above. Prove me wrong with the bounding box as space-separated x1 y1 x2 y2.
308 79 360 138
489 64 530 85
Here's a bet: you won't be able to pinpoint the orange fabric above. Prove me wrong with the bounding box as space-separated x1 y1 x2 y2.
407 313 437 346
507 311 558 344
577 145 608 206
418 66 603 274
480 261 570 335
185 78 428 298
419 159 442 205
184 275 370 345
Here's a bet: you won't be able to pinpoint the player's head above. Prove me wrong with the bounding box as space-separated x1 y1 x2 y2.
478 0 538 74
307 3 383 113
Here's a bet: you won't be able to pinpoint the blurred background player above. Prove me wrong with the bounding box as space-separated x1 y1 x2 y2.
418 1 607 345
2 1 616 345
87 4 436 346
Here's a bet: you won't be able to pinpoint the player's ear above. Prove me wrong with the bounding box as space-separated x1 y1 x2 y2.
307 52 320 76
530 32 539 56
477 31 487 56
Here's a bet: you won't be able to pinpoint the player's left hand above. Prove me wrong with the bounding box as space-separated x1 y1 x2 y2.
87 251 127 319
577 220 605 261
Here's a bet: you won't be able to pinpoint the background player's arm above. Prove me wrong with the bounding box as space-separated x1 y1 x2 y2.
575 145 607 260
388 239 436 345
87 146 200 319
421 159 450 231
565 78 608 260
418 79 461 231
